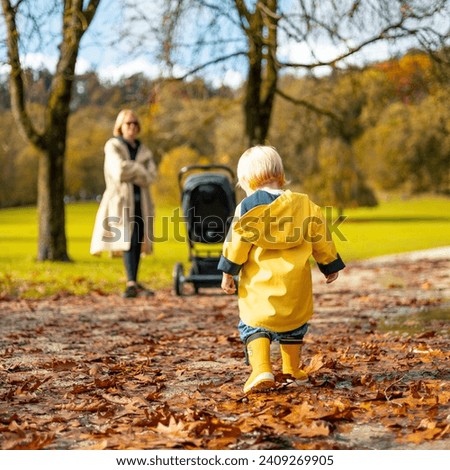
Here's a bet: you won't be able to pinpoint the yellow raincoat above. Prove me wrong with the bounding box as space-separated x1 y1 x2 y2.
219 190 344 332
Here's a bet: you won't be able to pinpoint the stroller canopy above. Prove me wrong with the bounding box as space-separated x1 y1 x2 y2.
182 173 236 245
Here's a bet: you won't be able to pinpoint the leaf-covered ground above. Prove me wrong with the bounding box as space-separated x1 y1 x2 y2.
1 249 449 450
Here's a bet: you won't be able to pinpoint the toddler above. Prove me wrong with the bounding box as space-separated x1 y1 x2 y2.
218 146 345 394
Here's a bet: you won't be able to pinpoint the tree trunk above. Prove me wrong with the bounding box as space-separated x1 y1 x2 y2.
245 44 263 146
242 0 278 146
37 147 70 261
1 0 101 261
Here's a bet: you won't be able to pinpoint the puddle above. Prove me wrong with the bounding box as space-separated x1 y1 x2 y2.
377 305 450 336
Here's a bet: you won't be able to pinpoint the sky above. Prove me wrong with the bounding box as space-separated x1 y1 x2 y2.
0 0 448 88
0 0 247 86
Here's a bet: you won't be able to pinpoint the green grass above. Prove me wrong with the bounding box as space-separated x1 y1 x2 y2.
0 202 189 298
0 195 449 298
332 196 450 261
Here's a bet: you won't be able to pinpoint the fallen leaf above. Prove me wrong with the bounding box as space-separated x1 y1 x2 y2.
294 421 331 438
304 354 325 374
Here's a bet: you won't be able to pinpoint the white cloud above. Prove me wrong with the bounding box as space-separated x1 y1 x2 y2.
97 58 161 82
279 41 349 65
75 57 92 75
280 39 393 71
13 53 92 75
22 52 57 71
210 69 244 89
0 63 11 75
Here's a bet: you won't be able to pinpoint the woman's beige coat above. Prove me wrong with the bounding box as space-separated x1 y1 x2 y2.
90 137 157 255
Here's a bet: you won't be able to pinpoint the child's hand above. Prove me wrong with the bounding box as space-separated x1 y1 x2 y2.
326 272 339 284
221 274 236 294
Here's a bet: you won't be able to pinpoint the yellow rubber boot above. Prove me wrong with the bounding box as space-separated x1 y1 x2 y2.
280 343 308 381
243 336 275 394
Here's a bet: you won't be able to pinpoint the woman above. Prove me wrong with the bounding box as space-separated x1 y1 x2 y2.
90 109 157 298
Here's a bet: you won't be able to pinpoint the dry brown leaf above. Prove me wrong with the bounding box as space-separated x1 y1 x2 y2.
294 421 331 438
418 418 437 430
155 416 190 438
403 427 444 444
3 432 55 450
82 440 110 450
304 354 325 374
283 401 316 424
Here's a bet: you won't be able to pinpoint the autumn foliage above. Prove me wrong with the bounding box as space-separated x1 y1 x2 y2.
1 253 448 450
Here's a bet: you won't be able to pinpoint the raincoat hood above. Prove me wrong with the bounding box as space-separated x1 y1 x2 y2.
233 190 313 249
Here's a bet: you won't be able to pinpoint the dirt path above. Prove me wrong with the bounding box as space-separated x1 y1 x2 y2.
1 248 449 450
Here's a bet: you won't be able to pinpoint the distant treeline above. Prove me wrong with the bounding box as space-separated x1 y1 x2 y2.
0 50 448 209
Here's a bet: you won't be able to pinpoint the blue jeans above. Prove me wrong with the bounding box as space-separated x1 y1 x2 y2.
238 320 309 344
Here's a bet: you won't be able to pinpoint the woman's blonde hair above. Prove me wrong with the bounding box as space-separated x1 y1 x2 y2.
237 145 286 191
113 109 141 136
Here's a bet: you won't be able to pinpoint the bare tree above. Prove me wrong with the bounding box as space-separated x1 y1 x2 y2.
155 0 449 146
1 0 101 260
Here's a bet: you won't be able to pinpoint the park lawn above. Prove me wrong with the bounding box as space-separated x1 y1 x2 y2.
0 195 449 298
0 202 188 298
333 196 450 260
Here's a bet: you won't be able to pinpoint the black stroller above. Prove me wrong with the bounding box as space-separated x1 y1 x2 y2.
173 164 236 295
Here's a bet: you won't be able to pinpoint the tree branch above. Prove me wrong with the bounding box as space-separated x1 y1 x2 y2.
257 0 281 22
173 51 247 80
279 22 414 69
1 0 44 149
234 0 252 33
83 0 101 28
275 87 343 124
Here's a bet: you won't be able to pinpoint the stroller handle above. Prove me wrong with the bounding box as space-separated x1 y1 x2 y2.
178 164 235 190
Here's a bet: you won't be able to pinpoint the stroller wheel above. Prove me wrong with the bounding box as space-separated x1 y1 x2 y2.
173 262 185 296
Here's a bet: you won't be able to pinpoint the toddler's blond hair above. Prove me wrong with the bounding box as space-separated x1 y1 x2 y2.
237 145 286 191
